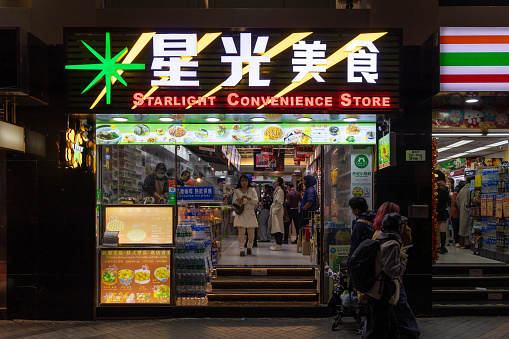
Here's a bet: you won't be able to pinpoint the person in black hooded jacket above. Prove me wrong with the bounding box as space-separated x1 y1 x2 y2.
347 196 376 267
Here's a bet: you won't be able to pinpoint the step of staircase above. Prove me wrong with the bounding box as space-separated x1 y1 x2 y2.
433 288 509 302
210 266 318 304
433 264 509 316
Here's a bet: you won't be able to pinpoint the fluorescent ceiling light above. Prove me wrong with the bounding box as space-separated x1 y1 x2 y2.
465 98 479 103
298 117 313 122
206 117 220 122
251 117 266 122
112 117 128 122
159 117 174 122
432 133 483 137
487 133 509 136
437 140 473 153
343 117 358 122
466 140 508 153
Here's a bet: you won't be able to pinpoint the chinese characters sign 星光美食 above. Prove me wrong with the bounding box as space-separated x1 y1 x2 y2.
65 30 401 112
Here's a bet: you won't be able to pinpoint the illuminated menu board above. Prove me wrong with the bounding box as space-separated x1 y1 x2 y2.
100 249 171 304
104 206 173 244
96 123 376 146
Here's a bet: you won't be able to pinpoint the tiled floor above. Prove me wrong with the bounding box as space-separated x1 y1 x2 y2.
217 236 315 266
436 245 504 264
0 317 509 339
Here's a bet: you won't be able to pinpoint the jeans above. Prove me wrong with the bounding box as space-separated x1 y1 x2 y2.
285 209 300 241
364 297 399 339
361 283 421 339
452 217 460 244
274 232 283 245
259 208 270 241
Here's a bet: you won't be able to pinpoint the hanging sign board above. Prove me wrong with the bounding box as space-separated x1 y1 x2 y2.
65 29 401 113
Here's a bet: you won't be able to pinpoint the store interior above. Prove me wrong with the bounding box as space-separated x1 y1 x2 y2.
433 93 509 265
91 113 378 305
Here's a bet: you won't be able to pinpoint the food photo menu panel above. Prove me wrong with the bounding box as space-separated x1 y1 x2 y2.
100 249 172 304
104 206 174 244
97 123 376 146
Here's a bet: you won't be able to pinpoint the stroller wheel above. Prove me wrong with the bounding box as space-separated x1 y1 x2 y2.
331 317 340 331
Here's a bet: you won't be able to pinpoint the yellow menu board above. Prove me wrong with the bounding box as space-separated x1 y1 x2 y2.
100 249 171 304
104 206 173 244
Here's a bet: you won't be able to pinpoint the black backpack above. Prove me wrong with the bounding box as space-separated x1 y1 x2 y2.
349 238 392 293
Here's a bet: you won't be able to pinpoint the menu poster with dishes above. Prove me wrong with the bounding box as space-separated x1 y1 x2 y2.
97 123 376 146
100 250 171 304
104 206 173 245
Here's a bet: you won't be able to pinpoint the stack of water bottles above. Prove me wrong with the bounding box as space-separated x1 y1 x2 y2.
175 221 212 306
481 167 499 193
481 218 497 252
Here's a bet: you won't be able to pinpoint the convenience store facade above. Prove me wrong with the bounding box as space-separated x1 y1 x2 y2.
6 26 433 320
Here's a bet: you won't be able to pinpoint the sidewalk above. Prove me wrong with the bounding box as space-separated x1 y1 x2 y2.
0 317 508 338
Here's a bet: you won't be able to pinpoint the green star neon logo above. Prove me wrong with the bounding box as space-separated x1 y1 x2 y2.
65 32 145 104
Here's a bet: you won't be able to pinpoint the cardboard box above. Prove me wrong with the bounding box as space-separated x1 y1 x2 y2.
302 241 311 255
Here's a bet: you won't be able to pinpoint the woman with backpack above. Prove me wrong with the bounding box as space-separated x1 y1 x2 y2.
365 202 420 339
364 212 407 339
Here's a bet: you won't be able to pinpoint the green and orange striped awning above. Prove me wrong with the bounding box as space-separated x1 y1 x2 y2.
440 27 509 91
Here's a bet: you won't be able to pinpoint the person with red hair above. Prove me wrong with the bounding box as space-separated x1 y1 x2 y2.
363 201 420 339
373 202 400 232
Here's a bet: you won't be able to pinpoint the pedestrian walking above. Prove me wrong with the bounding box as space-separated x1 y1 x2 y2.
269 177 285 251
233 175 259 256
258 184 273 242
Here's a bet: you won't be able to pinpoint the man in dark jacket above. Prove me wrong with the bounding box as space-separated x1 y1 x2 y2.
346 196 376 267
294 175 318 244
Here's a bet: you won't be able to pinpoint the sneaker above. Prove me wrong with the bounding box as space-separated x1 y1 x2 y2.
247 248 252 255
270 244 283 251
291 240 298 244
240 251 245 257
455 243 461 247
444 247 448 253
438 247 446 254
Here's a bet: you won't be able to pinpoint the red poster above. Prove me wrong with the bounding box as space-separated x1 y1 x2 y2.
100 249 171 304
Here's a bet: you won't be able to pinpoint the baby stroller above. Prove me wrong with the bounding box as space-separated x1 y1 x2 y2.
329 267 364 333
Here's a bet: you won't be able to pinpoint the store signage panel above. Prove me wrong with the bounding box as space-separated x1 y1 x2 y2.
177 187 214 201
351 149 373 209
104 206 173 244
65 29 401 112
96 122 376 146
440 27 509 91
406 150 425 162
100 249 171 304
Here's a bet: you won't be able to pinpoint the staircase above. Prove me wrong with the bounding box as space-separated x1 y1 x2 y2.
433 264 509 316
209 266 320 305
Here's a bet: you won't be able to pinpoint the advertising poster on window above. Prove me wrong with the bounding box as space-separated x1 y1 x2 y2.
351 149 373 210
104 206 173 244
254 150 285 172
100 249 171 304
96 123 377 146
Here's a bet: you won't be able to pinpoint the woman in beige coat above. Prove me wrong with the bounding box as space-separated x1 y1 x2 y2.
269 177 285 251
233 175 259 256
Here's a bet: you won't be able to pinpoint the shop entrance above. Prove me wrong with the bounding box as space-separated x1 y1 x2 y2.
94 113 377 308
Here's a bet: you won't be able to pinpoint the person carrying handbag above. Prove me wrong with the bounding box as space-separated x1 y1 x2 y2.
233 175 259 256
